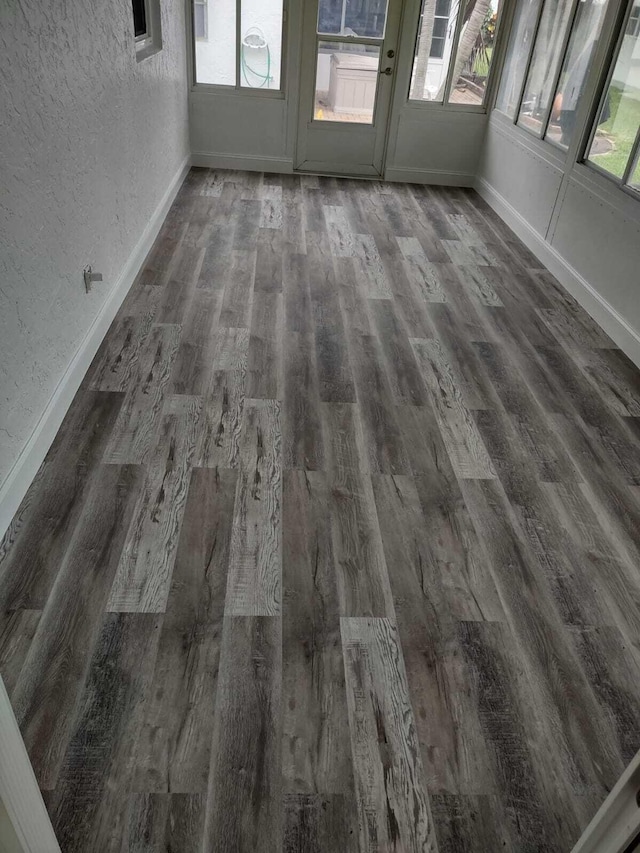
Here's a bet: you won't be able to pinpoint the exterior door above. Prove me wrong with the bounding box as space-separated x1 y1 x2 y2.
295 0 404 176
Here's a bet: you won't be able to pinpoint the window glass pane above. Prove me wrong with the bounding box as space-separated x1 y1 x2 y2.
317 0 390 38
433 18 448 38
545 0 608 149
517 0 575 135
194 3 206 40
132 0 147 37
587 0 640 180
314 41 381 123
194 0 236 84
410 0 462 101
447 0 503 105
241 0 284 88
495 0 542 117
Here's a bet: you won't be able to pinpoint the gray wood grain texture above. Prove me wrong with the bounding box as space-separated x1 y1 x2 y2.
282 470 355 794
132 466 237 794
225 398 282 616
108 396 202 613
2 169 640 851
341 617 438 852
11 464 143 789
203 615 282 853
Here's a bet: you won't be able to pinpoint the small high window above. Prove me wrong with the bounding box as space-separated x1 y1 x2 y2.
131 0 162 60
132 0 148 40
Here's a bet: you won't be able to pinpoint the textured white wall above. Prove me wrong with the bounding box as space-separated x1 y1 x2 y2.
0 0 190 489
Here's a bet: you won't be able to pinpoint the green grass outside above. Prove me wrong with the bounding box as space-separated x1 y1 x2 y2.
591 85 640 179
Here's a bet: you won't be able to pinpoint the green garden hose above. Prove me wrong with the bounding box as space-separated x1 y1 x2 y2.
241 44 272 88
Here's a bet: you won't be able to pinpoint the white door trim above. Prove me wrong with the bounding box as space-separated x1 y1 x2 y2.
0 677 61 853
571 751 640 853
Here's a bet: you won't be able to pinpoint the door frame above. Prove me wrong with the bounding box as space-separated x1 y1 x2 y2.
294 0 408 176
0 677 60 853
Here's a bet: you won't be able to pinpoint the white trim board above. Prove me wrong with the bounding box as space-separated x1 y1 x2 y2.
570 750 640 853
0 676 60 852
475 176 640 369
0 154 191 543
191 152 294 173
385 166 475 186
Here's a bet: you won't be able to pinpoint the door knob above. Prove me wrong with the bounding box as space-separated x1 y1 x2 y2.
380 67 393 75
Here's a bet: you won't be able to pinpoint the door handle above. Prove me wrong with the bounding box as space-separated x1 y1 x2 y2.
380 67 393 76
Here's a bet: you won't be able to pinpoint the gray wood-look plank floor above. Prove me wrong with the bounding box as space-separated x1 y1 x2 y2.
2 168 640 852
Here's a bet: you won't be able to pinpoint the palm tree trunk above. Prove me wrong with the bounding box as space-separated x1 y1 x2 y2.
437 0 491 99
410 0 437 99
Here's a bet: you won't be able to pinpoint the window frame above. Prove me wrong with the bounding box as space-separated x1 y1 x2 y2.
406 0 509 112
495 0 618 160
194 0 208 41
189 0 288 97
133 0 162 61
581 0 640 198
498 0 585 145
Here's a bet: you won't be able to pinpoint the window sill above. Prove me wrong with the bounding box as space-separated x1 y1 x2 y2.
190 83 285 99
404 99 488 115
136 39 162 62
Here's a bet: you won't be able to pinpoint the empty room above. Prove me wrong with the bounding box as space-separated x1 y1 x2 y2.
2 0 640 850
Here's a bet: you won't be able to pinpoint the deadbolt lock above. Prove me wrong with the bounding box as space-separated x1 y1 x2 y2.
387 49 395 58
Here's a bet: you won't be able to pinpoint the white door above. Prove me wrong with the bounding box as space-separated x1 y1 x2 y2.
295 0 404 176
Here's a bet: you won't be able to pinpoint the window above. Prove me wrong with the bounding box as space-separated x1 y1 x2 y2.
132 0 148 39
447 0 503 104
495 0 542 117
194 0 207 40
431 0 452 58
497 0 609 150
586 0 640 194
132 0 162 60
517 0 577 136
545 0 608 148
193 0 284 89
409 0 504 106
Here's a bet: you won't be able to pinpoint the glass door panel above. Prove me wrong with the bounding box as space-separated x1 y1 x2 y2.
317 0 390 37
314 41 382 124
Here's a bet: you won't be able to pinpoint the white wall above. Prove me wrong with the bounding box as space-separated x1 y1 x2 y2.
0 0 190 496
477 112 640 363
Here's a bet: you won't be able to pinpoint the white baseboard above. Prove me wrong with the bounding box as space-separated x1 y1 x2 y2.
191 151 294 173
0 676 61 852
385 167 475 187
0 154 191 543
475 176 640 369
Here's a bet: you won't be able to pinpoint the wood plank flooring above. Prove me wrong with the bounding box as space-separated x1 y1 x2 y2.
2 168 640 852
